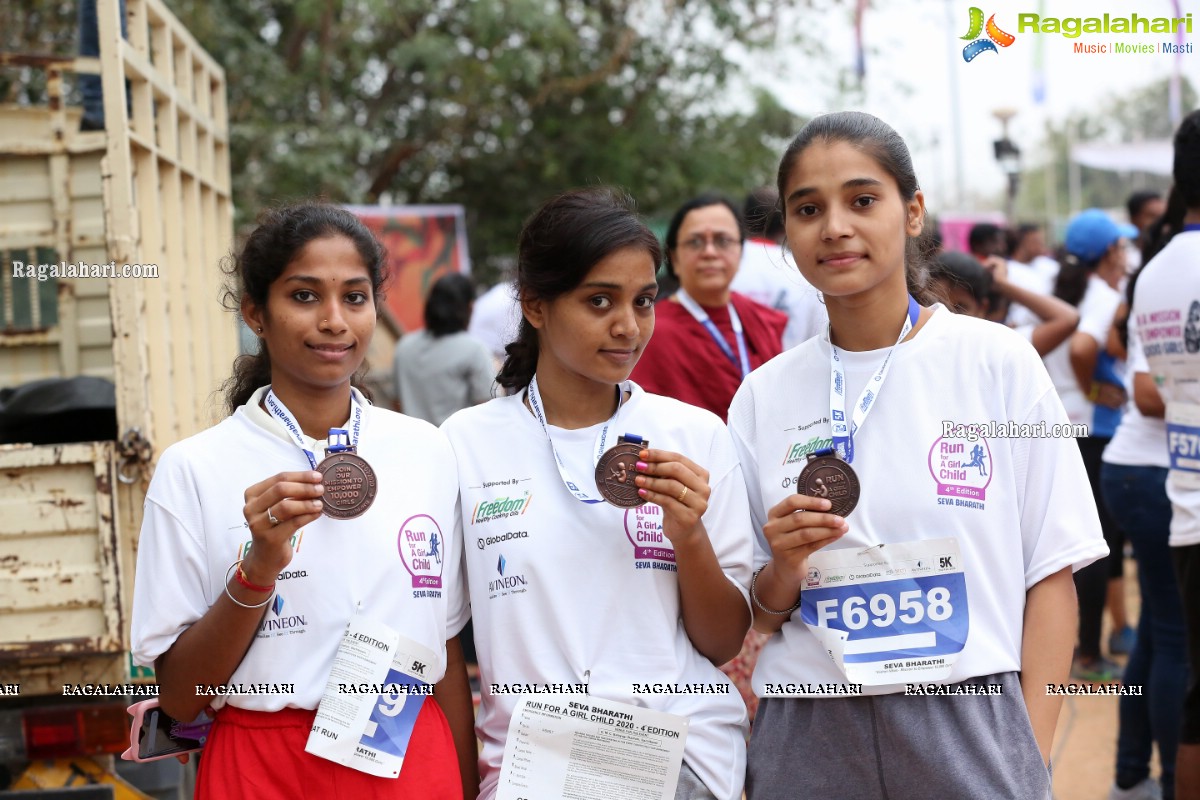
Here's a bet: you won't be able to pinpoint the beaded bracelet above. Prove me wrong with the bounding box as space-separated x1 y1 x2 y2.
224 561 276 609
750 567 801 616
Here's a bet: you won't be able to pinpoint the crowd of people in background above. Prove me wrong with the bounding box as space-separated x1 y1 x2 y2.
128 108 1200 800
397 137 1196 800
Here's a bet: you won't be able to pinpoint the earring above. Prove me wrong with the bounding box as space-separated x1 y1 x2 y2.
256 326 263 333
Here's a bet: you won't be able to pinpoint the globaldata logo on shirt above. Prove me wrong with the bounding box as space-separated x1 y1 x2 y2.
928 433 992 511
257 593 308 638
397 514 445 598
624 505 677 572
471 492 533 525
488 553 530 599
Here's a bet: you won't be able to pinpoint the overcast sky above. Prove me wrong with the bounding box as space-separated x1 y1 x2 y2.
737 0 1199 216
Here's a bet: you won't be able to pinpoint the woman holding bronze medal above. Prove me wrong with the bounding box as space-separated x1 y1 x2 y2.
728 113 1108 798
130 204 477 799
440 187 754 800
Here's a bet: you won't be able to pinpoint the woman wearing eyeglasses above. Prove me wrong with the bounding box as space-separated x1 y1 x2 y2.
631 193 787 723
631 194 788 423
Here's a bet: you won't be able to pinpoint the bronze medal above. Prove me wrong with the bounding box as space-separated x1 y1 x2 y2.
594 437 648 508
316 451 377 519
797 451 860 517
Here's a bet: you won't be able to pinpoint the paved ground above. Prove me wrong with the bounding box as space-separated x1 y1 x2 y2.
1052 559 1162 800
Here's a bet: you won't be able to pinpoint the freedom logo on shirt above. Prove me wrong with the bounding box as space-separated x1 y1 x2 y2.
781 435 835 466
471 492 533 525
624 505 677 571
397 514 445 597
928 433 992 511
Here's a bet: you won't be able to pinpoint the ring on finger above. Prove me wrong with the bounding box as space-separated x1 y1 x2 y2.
267 505 280 526
677 486 689 503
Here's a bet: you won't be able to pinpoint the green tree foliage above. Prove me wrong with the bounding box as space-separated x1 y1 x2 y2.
160 0 807 279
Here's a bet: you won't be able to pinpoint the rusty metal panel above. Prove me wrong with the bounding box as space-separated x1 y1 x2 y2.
0 442 123 668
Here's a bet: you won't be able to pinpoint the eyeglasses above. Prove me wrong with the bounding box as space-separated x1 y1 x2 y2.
679 235 741 254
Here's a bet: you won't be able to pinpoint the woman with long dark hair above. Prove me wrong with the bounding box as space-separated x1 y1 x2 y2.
442 187 754 800
130 203 477 799
1128 108 1200 800
731 112 1105 797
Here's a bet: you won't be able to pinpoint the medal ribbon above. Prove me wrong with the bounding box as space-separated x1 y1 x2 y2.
527 375 637 504
676 289 751 379
828 296 919 464
1184 224 1200 232
264 387 365 469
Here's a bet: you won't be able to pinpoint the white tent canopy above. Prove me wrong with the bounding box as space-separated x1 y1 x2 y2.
1070 140 1173 175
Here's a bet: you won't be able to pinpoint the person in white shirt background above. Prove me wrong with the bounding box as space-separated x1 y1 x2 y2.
928 250 1079 356
130 204 477 799
730 186 827 350
731 111 1105 798
1042 209 1137 683
442 186 754 800
1129 109 1200 800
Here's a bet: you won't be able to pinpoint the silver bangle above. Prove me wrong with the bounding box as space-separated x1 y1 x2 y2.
224 562 276 609
750 567 801 616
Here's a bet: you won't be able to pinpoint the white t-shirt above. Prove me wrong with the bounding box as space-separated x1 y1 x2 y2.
1102 329 1169 468
731 238 827 349
1130 229 1200 546
728 307 1107 696
1005 258 1054 331
468 281 522 362
1042 275 1123 427
130 387 469 710
441 384 753 800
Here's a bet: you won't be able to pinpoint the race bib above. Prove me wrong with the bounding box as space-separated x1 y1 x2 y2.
305 616 436 778
800 538 968 685
1166 402 1200 485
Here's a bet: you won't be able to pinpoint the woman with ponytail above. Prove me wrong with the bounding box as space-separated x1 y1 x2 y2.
730 112 1105 797
1128 108 1200 800
442 186 754 800
130 203 477 799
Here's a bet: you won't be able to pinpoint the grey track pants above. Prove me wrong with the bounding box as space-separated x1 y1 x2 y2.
746 672 1052 800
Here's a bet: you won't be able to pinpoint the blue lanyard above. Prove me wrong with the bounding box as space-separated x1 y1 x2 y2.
828 296 919 464
1183 224 1200 232
264 388 364 468
675 290 751 379
527 375 633 504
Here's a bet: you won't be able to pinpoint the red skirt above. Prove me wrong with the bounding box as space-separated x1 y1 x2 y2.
195 700 462 799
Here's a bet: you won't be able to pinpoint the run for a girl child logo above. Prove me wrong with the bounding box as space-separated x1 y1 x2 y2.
398 514 445 596
625 505 677 572
928 434 992 510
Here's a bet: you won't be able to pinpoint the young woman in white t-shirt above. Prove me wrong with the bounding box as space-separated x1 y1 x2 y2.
730 112 1107 798
130 204 477 799
440 187 754 800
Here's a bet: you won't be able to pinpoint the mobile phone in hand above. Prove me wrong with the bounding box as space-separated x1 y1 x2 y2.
121 698 212 762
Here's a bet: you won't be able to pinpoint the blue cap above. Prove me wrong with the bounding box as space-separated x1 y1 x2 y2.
1064 209 1139 262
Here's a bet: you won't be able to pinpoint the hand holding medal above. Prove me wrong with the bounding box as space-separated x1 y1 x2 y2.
632 448 710 545
240 470 324 581
263 389 377 521
761 493 849 588
315 430 377 519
